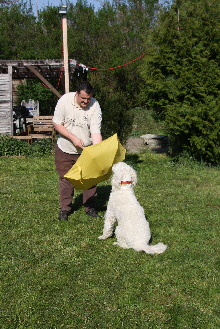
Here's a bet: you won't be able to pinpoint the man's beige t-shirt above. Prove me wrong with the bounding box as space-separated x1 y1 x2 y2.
52 92 102 154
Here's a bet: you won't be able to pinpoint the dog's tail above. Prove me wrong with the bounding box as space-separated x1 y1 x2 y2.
143 242 167 255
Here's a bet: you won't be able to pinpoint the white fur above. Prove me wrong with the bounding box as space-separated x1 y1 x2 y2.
98 162 167 255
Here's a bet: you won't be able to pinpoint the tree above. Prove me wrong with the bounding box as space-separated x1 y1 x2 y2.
0 2 36 59
0 0 160 141
35 6 62 59
0 2 63 60
16 79 57 115
66 0 160 141
0 0 18 4
140 0 220 163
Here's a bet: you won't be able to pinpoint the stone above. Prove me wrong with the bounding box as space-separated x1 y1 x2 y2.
140 134 168 149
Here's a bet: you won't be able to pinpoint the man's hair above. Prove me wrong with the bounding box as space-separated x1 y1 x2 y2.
76 81 93 95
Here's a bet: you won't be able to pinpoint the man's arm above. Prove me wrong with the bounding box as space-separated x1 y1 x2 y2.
91 133 102 145
53 123 84 149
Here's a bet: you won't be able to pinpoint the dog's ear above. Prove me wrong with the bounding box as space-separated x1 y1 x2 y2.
111 176 121 190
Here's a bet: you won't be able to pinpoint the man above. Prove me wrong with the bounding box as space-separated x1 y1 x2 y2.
53 81 102 221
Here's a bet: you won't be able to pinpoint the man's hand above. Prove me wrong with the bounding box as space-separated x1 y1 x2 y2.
70 135 84 149
91 133 102 145
53 123 84 148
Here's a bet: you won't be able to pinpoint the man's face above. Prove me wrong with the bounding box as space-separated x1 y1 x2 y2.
75 90 92 108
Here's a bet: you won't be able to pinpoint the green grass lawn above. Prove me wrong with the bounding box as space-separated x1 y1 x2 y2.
130 108 166 137
1 152 220 328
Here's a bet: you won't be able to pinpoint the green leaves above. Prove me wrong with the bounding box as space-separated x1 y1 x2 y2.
16 80 56 115
0 1 160 142
141 0 220 163
0 136 54 157
0 136 30 156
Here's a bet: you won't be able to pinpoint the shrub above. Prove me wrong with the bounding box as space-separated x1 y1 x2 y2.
16 79 58 115
30 139 54 156
0 136 30 156
0 136 54 157
165 95 220 164
91 73 134 143
140 0 220 164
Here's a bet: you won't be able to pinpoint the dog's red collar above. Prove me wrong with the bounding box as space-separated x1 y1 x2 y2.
121 181 132 185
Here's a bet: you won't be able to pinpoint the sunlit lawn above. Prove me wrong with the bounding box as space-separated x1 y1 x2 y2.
1 152 220 328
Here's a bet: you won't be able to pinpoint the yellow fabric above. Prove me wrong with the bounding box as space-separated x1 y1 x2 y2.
64 134 126 190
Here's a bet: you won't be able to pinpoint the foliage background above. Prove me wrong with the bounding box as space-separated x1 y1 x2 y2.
140 0 220 163
1 0 220 161
0 0 159 142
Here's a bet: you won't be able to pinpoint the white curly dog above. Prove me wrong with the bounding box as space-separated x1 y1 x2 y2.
98 162 167 255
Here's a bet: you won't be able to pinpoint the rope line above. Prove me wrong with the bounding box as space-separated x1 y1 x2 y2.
49 52 147 90
76 52 147 71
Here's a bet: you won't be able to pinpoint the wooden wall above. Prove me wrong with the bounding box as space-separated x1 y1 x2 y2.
0 69 13 135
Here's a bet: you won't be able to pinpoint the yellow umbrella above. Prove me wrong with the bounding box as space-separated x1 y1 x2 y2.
64 133 126 190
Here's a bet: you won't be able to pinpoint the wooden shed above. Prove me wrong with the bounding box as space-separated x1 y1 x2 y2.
0 59 76 136
0 70 13 135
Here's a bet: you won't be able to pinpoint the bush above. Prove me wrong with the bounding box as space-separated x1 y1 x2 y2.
166 97 220 164
0 136 30 156
30 139 55 156
91 73 134 143
99 89 134 143
16 79 58 115
140 0 220 164
0 136 54 157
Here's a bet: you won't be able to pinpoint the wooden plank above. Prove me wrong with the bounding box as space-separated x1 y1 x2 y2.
12 136 32 144
28 115 55 141
26 66 62 98
0 74 12 135
29 134 52 139
0 59 65 67
8 65 13 135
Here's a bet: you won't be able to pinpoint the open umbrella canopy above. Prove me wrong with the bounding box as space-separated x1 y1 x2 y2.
64 133 126 190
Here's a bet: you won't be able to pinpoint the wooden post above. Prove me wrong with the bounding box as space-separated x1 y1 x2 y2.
27 66 62 98
62 14 69 93
8 65 13 135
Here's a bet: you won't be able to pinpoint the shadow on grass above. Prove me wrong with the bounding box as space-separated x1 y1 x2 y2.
71 185 112 213
125 154 144 172
97 185 112 212
125 153 143 166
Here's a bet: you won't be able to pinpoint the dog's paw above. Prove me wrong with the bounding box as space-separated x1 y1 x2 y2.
98 235 106 240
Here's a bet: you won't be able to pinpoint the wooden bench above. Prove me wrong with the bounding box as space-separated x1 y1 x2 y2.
12 135 33 144
27 116 55 142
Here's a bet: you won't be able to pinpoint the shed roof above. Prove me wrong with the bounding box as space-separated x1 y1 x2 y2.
0 59 76 79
